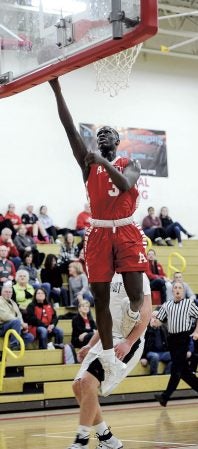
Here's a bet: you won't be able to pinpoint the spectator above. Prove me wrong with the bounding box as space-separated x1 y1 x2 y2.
40 254 69 306
0 283 34 349
38 205 58 242
76 203 91 237
68 261 94 306
145 249 167 304
141 309 171 375
0 245 16 289
21 204 49 243
57 232 79 275
4 203 22 232
0 212 16 238
39 205 77 238
142 207 173 246
12 269 34 312
166 271 196 302
19 251 50 296
26 287 64 349
154 281 198 407
71 300 97 348
160 206 194 248
14 224 45 268
0 227 21 270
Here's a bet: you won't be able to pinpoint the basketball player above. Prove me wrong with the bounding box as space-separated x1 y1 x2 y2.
67 273 151 449
49 78 148 392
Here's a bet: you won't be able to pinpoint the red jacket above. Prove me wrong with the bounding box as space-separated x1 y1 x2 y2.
145 260 166 280
27 302 57 337
4 212 22 226
0 237 19 257
76 211 91 230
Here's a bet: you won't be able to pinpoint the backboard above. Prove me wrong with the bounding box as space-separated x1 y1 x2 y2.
0 1 158 99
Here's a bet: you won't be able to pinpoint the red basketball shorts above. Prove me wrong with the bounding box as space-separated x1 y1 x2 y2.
84 222 148 283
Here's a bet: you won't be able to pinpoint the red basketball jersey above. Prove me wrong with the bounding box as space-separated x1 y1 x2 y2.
86 156 140 220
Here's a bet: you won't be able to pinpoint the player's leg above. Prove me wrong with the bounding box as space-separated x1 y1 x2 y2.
90 282 112 349
91 281 126 393
69 373 99 449
122 271 143 311
71 370 122 449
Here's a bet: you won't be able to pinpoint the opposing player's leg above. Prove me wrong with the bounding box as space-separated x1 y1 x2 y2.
70 370 123 449
90 281 126 390
121 271 143 337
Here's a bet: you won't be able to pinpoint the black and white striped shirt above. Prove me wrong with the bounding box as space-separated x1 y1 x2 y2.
157 298 198 334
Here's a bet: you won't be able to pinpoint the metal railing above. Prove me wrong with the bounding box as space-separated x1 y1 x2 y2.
0 330 25 391
167 252 186 279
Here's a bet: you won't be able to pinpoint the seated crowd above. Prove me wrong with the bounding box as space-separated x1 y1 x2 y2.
0 202 197 378
0 202 93 351
142 206 194 247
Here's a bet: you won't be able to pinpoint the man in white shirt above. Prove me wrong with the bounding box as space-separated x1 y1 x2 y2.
0 283 34 349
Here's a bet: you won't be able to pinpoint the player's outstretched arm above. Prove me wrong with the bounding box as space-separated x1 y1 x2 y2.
77 331 100 363
49 78 88 178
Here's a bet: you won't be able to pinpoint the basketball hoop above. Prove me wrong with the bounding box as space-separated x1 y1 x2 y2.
93 43 142 97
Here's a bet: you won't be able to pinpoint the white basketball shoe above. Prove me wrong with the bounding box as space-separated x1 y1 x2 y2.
95 429 123 449
100 357 126 397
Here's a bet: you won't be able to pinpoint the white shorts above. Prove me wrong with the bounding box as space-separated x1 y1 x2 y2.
75 335 145 396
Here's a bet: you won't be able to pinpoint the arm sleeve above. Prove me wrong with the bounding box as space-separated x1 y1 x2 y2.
26 304 46 327
189 300 198 319
14 236 24 252
9 260 16 278
9 244 19 257
78 274 89 295
142 217 150 228
0 304 15 322
51 308 58 326
156 305 167 322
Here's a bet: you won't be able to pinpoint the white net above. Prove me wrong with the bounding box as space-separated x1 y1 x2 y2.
93 43 142 97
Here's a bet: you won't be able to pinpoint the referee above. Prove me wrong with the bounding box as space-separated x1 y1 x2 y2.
154 281 198 407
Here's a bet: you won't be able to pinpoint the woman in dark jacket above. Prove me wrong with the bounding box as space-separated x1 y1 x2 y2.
160 206 194 248
40 254 69 306
71 300 97 348
26 287 64 349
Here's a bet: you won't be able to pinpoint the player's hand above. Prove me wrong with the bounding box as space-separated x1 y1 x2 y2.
77 345 90 362
131 159 141 173
79 332 88 342
49 78 60 92
191 330 198 340
186 351 192 359
140 358 148 367
84 151 104 167
114 341 131 361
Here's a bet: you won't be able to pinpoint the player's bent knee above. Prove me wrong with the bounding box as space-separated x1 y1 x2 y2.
72 379 81 395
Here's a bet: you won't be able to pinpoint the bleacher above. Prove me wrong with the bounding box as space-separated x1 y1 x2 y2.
0 239 197 412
